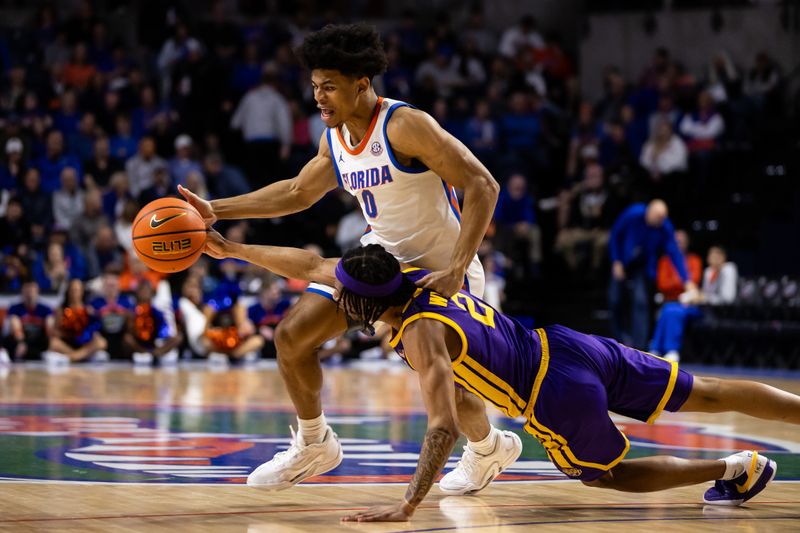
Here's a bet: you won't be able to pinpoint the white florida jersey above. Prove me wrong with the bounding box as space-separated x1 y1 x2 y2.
326 97 484 296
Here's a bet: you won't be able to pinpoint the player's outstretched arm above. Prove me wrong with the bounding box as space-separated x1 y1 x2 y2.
387 107 500 297
178 132 339 224
342 319 459 522
204 229 339 286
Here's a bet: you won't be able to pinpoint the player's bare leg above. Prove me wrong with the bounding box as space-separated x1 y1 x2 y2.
680 376 800 424
248 292 347 490
585 451 776 506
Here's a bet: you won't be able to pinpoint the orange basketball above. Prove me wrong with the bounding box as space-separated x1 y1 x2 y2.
131 197 207 273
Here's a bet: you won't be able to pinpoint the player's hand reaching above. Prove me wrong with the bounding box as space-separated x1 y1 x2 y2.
203 229 230 260
178 184 216 226
341 501 414 523
416 268 465 298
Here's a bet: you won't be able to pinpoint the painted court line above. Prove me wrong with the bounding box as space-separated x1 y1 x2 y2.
2 500 798 524
389 515 800 533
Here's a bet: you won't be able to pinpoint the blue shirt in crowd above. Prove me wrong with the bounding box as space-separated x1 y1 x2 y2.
609 203 687 281
494 190 536 226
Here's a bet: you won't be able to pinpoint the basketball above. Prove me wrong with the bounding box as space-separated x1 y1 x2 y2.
131 198 207 273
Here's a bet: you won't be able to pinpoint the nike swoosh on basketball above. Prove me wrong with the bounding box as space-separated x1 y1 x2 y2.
150 212 186 229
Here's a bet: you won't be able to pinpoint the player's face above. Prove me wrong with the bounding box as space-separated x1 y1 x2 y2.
310 69 368 128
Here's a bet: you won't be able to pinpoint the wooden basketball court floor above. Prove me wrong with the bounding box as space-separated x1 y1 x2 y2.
0 361 798 532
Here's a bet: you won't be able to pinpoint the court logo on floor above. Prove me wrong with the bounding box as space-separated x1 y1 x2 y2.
0 407 797 484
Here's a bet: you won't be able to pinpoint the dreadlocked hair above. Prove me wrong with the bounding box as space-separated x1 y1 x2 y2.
336 244 417 332
297 23 388 80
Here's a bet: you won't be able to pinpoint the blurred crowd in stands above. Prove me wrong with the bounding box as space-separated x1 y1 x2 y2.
0 1 793 365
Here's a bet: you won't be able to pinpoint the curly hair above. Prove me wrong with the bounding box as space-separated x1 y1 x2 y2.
336 244 416 331
297 23 388 80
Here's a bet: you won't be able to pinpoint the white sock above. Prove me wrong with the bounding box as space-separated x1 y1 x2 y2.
297 413 327 445
720 456 745 480
467 426 500 455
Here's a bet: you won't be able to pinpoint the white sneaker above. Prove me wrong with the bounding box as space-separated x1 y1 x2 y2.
664 351 680 363
439 430 523 495
247 425 343 491
208 352 229 367
160 349 179 366
133 352 153 365
242 351 259 365
43 351 70 366
89 350 110 363
0 348 11 366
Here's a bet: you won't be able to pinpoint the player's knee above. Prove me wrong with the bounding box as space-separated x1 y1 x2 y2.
582 471 614 488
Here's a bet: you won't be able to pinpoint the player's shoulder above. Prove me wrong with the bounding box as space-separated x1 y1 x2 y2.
385 104 430 130
8 303 24 314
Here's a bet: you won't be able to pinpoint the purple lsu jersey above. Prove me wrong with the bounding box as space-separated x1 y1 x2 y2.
389 268 542 418
389 268 694 482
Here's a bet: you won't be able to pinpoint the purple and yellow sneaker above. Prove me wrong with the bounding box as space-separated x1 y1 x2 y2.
704 451 777 506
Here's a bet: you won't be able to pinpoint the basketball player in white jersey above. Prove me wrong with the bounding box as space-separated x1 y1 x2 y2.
179 23 520 493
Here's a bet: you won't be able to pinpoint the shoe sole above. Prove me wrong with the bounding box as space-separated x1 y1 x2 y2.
248 446 344 491
439 431 524 496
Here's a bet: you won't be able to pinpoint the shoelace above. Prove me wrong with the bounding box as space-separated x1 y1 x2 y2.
454 445 480 478
271 426 306 467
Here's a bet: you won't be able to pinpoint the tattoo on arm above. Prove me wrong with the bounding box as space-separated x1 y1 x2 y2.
404 427 456 507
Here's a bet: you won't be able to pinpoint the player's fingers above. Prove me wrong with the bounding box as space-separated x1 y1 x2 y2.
177 184 193 201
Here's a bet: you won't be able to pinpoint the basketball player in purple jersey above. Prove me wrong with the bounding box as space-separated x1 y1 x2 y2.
203 231 800 522
178 23 518 494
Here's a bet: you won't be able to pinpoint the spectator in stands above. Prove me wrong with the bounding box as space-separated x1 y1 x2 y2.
124 279 181 365
53 167 85 229
651 245 738 362
230 40 263 97
745 52 782 114
84 136 122 190
656 229 702 303
18 168 54 229
69 112 97 165
608 199 694 349
7 279 54 361
202 153 250 199
706 51 740 104
85 224 124 279
125 136 167 198
498 14 544 58
109 114 139 161
594 68 628 126
71 188 109 257
680 90 724 154
32 242 71 294
462 100 498 168
102 171 132 221
114 199 139 253
53 91 82 139
36 130 82 194
47 278 108 364
248 277 291 359
555 163 613 274
169 134 202 187
639 120 688 203
599 119 638 187
90 268 132 358
157 22 202 99
203 285 265 365
566 101 600 180
493 173 541 275
138 166 172 206
1 138 26 192
0 198 29 251
648 94 680 138
178 274 207 357
230 64 292 186
500 92 542 169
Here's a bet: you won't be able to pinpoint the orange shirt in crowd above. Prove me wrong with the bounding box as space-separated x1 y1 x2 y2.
656 252 702 301
62 63 97 90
